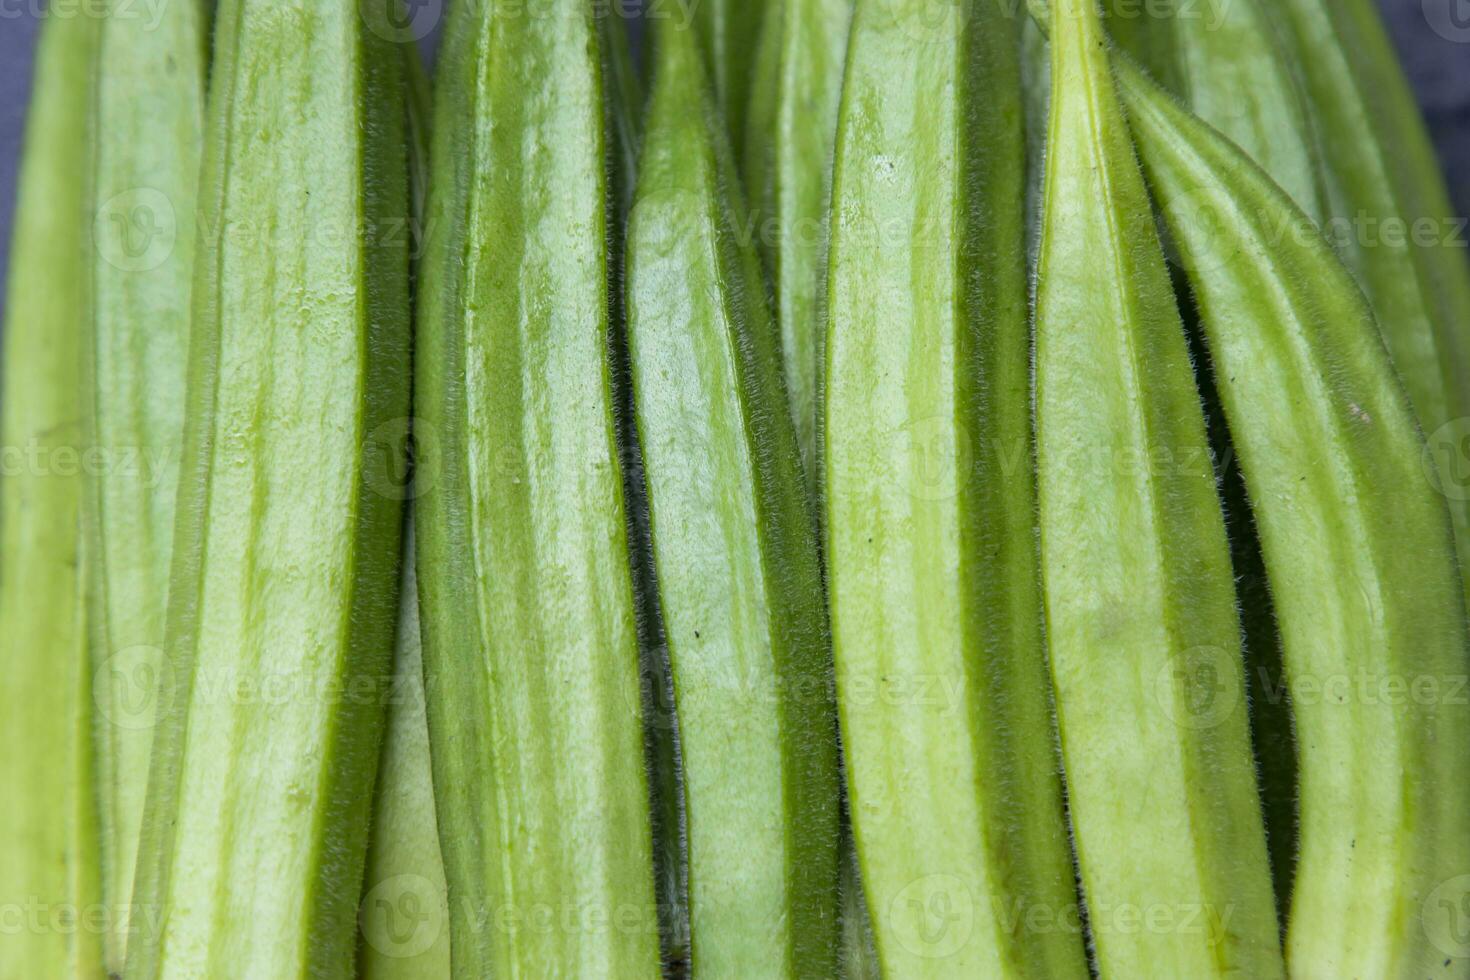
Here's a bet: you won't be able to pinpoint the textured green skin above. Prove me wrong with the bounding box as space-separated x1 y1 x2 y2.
1039 0 1323 222
627 22 840 978
404 41 432 263
83 1 207 970
414 1 661 975
0 13 105 979
1270 0 1470 610
359 526 451 978
596 14 692 971
1029 0 1314 904
1022 15 1051 259
1118 58 1470 979
837 828 880 980
1035 0 1283 976
357 50 450 980
124 1 411 976
1127 0 1325 222
743 0 853 498
744 8 863 960
825 1 1085 976
1096 0 1179 92
696 0 768 159
602 11 643 213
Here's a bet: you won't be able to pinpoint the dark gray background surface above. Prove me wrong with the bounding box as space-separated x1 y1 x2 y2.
1 0 1467 325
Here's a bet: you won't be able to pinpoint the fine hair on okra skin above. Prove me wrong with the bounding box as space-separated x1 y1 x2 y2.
1033 0 1283 975
1116 52 1470 978
825 0 1086 976
413 1 662 976
123 0 413 976
1 0 1467 977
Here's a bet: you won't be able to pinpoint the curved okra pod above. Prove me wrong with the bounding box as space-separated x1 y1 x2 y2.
1270 0 1470 607
1116 56 1470 979
825 0 1086 976
1035 0 1325 222
1132 0 1325 221
414 1 661 975
82 1 207 969
1034 0 1283 975
124 0 412 975
625 20 841 978
744 0 854 498
0 12 105 978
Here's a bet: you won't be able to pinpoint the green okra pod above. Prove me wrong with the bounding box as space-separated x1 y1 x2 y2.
1122 0 1325 222
82 1 208 969
0 12 105 977
1271 0 1470 608
414 1 661 975
358 524 451 978
695 0 769 159
1034 0 1283 974
825 0 1086 976
125 0 412 974
356 45 450 980
626 19 841 977
744 0 854 498
1117 54 1470 979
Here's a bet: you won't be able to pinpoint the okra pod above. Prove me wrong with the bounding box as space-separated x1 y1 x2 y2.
1118 55 1470 978
125 0 412 974
626 19 841 977
83 1 207 969
1271 0 1470 607
0 12 105 977
358 525 450 977
826 0 1086 975
1034 0 1283 974
696 0 769 157
356 45 449 980
743 0 854 497
414 1 661 974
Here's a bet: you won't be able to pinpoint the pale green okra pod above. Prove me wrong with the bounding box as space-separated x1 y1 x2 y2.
627 17 842 978
413 0 662 975
826 0 1086 976
83 1 208 970
1116 50 1470 980
0 11 105 977
125 0 412 975
1034 0 1283 975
